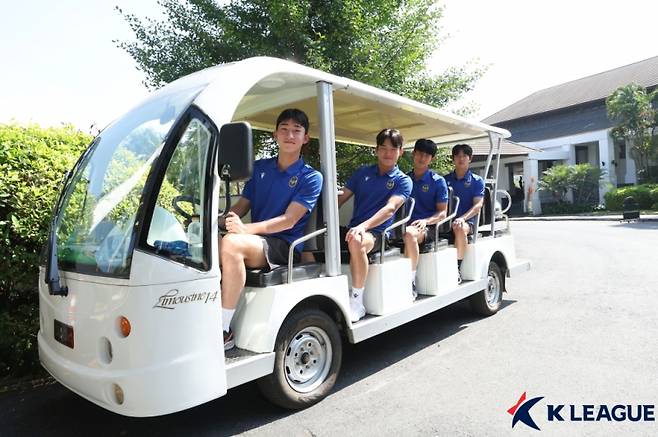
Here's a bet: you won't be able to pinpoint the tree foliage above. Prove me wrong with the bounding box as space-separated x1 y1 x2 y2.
606 83 658 182
116 0 484 176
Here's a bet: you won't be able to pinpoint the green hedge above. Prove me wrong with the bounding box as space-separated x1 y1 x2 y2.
603 184 658 210
0 123 91 377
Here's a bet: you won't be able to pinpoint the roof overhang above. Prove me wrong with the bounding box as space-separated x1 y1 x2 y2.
435 135 541 156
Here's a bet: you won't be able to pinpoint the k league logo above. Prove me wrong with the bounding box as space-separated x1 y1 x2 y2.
507 391 656 431
508 392 544 430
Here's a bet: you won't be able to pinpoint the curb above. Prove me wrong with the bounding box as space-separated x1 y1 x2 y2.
511 215 658 222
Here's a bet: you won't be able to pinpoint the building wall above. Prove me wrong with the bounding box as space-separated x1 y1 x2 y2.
523 129 615 204
494 101 612 143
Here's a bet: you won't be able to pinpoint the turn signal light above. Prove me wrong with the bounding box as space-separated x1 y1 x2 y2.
119 316 131 338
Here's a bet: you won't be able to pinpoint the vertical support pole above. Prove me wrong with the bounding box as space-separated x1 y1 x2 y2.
483 133 495 181
492 133 503 237
316 81 341 277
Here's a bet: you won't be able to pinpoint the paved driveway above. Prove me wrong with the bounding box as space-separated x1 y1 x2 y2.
1 221 656 436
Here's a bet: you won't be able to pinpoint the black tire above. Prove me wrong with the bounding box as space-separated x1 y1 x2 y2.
257 308 342 409
469 261 504 316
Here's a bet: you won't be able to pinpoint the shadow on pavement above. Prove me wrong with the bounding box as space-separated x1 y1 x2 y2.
0 299 516 437
611 221 658 230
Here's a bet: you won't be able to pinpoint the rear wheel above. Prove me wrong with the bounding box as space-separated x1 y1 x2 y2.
469 261 504 316
258 308 342 409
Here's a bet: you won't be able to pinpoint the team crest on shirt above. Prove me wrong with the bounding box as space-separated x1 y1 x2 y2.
288 175 298 188
422 183 429 192
386 180 395 190
464 179 471 188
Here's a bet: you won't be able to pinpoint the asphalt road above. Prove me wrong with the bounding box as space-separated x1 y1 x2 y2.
1 221 657 436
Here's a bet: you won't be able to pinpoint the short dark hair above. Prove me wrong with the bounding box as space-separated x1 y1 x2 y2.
276 108 309 133
413 138 437 157
376 128 404 148
451 143 473 158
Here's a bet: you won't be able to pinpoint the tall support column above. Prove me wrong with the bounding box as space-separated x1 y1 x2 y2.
487 132 503 237
523 157 542 215
316 81 341 277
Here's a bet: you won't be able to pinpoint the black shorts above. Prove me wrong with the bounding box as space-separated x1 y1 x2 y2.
261 236 300 270
446 221 474 244
419 225 438 244
339 226 385 254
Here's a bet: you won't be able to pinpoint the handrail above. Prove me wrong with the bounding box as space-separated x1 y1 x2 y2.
496 189 512 214
287 227 327 284
380 197 415 264
432 196 460 252
490 190 511 236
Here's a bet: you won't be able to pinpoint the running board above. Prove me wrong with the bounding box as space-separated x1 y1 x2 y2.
348 279 487 343
225 348 275 389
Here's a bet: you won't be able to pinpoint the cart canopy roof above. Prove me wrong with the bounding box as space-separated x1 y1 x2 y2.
164 57 510 147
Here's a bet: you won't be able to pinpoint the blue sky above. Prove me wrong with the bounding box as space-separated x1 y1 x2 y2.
1 0 657 133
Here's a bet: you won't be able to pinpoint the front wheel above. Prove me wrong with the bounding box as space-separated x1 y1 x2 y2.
469 261 504 316
257 308 342 409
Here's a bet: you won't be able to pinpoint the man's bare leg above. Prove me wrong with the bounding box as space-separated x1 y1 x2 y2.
219 233 267 348
403 226 425 273
220 233 267 309
452 222 469 261
348 232 375 289
452 222 470 283
347 232 375 322
404 226 425 298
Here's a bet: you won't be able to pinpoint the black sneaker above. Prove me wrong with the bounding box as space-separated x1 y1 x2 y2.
412 282 418 301
223 329 235 351
457 270 463 284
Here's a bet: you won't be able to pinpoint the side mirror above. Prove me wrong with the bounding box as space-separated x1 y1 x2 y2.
218 122 253 181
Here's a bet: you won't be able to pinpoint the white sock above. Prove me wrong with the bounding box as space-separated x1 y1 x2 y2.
222 308 235 332
412 270 417 284
351 287 364 303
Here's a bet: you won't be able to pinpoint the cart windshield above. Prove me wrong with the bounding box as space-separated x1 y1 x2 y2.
55 85 204 276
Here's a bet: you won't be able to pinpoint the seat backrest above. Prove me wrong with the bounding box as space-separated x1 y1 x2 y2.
302 195 325 251
479 185 493 227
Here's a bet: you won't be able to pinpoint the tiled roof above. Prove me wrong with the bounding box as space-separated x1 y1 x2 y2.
483 56 658 124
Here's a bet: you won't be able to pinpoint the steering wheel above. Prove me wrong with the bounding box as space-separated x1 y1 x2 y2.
172 195 201 224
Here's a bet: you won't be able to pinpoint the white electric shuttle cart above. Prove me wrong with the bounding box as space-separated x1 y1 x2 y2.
39 57 530 416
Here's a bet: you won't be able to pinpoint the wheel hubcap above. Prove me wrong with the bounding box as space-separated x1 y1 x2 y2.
284 326 332 393
486 270 501 307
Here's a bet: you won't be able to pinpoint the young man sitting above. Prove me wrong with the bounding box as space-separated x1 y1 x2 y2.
403 139 448 297
219 108 323 350
337 128 412 322
444 143 484 283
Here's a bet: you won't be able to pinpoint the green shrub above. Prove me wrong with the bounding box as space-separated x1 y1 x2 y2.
0 123 91 377
538 163 603 205
604 184 658 210
651 187 658 205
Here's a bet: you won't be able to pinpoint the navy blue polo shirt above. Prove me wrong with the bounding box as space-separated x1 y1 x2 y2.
408 169 449 222
444 170 485 225
241 157 322 250
345 164 412 235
